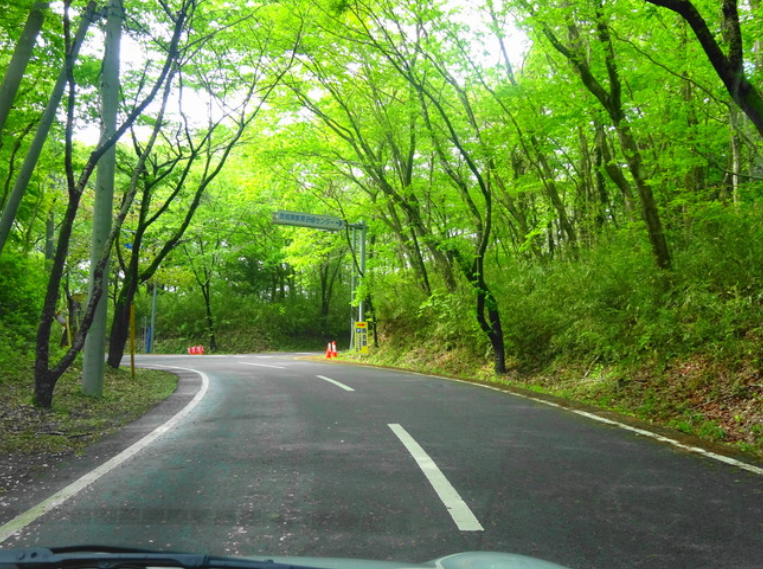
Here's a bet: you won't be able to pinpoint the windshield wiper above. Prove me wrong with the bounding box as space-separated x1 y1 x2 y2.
0 546 320 569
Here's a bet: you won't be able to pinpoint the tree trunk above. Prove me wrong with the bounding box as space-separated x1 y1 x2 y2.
201 282 217 351
729 106 742 203
459 253 507 375
1 121 35 210
532 138 577 247
106 276 136 368
34 196 81 407
481 286 507 374
82 0 122 395
45 209 54 261
595 123 634 217
34 189 111 407
0 1 48 141
0 2 96 257
615 123 672 270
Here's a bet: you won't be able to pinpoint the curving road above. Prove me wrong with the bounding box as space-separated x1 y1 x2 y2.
1 353 763 568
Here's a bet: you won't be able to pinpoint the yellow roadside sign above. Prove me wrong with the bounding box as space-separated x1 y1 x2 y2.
354 321 369 355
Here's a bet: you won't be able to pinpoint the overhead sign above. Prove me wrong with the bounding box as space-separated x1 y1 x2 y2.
272 210 345 231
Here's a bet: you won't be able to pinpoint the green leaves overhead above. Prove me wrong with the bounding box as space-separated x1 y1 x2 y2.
2 0 763 393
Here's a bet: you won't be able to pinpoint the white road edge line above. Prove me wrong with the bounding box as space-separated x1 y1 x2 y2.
316 375 355 392
0 366 210 544
430 376 763 478
388 423 483 532
239 362 286 369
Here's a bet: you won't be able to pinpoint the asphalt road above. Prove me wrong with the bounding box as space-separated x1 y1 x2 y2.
1 353 763 569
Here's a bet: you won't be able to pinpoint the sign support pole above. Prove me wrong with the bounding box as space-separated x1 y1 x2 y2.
358 221 366 323
349 225 357 350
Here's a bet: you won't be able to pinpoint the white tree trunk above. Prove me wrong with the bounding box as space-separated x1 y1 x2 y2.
82 0 123 396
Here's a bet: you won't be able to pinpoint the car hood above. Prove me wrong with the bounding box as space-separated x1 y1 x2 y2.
259 551 571 569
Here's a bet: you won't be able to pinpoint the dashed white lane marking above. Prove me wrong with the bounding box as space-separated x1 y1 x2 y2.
0 366 210 544
239 362 286 369
316 375 355 392
388 423 483 532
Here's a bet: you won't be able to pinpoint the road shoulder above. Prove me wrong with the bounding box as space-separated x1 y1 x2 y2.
0 367 202 528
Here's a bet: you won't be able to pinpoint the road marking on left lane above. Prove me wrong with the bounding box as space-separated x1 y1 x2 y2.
0 366 210 544
389 423 484 532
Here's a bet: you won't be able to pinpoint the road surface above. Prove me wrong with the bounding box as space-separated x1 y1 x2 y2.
1 353 762 569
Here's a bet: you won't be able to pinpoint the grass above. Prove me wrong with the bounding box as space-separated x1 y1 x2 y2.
0 360 177 496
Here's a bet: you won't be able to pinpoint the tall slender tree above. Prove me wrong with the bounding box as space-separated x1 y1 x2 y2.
81 0 122 396
0 1 48 141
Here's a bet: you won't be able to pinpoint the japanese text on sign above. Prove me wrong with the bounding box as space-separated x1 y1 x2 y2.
272 210 345 231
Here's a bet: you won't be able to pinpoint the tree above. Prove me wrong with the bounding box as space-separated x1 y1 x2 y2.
518 0 672 270
34 0 188 408
105 8 300 366
0 1 48 141
0 2 96 257
643 0 763 138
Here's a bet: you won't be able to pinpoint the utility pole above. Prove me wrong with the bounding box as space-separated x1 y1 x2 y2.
349 221 367 350
349 226 357 350
82 0 122 396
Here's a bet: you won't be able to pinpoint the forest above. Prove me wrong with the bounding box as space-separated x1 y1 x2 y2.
1 0 763 454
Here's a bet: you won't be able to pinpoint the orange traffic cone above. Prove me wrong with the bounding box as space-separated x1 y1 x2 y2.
326 342 333 359
187 346 192 355
331 341 338 358
199 345 204 355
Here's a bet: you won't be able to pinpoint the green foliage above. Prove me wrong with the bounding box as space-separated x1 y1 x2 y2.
0 252 45 373
364 202 763 456
495 204 763 369
3 0 763 453
153 284 347 353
